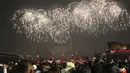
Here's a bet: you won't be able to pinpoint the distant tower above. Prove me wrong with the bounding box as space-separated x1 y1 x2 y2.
61 53 65 63
69 38 72 53
51 52 55 60
37 55 40 64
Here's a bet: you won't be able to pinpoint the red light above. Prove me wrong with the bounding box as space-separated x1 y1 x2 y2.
110 50 115 53
103 53 106 56
118 50 130 53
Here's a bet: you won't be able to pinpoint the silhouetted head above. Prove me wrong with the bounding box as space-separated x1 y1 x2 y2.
118 63 124 68
17 60 34 73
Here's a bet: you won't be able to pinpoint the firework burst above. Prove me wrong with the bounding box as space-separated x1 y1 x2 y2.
11 0 130 43
70 0 130 35
11 9 53 42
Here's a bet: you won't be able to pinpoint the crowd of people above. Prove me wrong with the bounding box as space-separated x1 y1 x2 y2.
0 55 130 73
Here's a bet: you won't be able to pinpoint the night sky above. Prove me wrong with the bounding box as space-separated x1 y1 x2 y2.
0 0 130 59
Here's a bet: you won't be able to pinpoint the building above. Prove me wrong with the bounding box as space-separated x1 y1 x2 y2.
105 42 130 60
0 52 19 63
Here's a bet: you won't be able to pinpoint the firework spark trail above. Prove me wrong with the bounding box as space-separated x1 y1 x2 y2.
48 8 71 43
11 0 130 43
